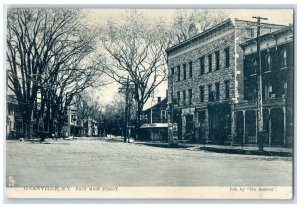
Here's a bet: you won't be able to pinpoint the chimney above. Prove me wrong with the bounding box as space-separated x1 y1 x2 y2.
157 97 161 103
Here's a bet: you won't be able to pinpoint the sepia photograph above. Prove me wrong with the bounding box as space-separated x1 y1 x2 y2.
4 6 294 199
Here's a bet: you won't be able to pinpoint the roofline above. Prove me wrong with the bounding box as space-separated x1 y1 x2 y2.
143 97 167 112
166 18 233 54
166 18 290 55
233 18 289 27
240 26 293 47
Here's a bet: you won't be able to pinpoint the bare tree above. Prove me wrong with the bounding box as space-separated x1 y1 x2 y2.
75 92 103 136
99 10 168 138
6 8 101 138
171 9 229 45
101 94 126 137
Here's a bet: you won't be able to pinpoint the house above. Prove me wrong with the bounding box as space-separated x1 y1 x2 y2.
140 97 168 141
235 26 294 147
61 106 84 137
85 118 99 136
6 95 23 138
166 18 288 145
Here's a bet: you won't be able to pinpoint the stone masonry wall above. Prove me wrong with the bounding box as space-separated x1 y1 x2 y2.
167 19 286 142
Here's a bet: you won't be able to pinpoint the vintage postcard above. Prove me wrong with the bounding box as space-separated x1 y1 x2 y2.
5 7 294 199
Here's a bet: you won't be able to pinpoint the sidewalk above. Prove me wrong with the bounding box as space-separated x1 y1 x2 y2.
199 144 293 157
134 141 293 157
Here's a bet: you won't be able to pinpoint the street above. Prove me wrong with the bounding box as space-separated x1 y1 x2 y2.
6 138 292 187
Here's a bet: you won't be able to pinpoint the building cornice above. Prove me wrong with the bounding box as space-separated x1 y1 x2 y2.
166 18 234 55
240 26 293 48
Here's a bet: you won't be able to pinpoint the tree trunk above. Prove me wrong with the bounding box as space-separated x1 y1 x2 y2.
21 108 33 139
135 103 143 141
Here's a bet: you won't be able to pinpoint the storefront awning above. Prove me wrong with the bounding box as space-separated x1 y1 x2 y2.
140 123 168 128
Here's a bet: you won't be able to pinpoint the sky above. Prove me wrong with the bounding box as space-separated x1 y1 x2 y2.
82 9 294 109
83 8 294 26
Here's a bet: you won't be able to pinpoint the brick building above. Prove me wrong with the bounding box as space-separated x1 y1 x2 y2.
235 26 294 147
166 18 287 145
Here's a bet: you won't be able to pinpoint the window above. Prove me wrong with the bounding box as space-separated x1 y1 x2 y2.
208 84 213 102
265 84 273 99
198 111 206 123
183 63 187 80
200 56 205 75
225 80 230 99
177 65 181 81
189 61 193 78
177 91 180 105
183 90 186 105
247 28 255 38
200 86 205 102
281 49 287 67
225 47 230 68
188 89 192 105
161 110 166 121
171 67 174 76
252 58 258 75
71 115 77 125
215 82 220 101
282 81 288 97
265 54 271 72
215 51 220 71
208 54 212 72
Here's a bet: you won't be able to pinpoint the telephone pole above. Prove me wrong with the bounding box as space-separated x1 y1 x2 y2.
252 16 268 151
119 76 130 142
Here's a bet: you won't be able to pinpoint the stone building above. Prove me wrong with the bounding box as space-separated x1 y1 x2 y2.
235 26 294 147
166 18 287 145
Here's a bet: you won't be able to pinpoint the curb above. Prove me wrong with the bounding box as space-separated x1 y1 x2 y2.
200 147 293 157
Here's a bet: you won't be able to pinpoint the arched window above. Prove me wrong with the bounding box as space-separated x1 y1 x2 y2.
266 54 271 72
281 49 287 67
252 58 257 75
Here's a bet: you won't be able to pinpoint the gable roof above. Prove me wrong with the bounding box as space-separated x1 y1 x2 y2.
143 97 167 112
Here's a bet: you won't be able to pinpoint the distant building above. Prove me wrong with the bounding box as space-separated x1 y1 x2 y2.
62 105 99 138
6 95 22 138
236 26 294 146
140 97 168 141
85 119 98 136
166 18 289 145
61 106 83 137
7 92 99 139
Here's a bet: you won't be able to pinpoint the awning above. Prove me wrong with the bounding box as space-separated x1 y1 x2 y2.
140 123 168 128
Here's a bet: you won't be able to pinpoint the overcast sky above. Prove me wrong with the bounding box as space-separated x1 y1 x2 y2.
83 9 293 108
83 8 293 26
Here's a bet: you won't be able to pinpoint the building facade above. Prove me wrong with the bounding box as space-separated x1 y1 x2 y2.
6 95 23 138
166 18 288 145
85 119 99 137
235 27 294 147
140 97 168 141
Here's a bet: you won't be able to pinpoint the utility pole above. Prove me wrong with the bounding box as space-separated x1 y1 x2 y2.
124 76 129 143
252 16 268 151
168 72 178 146
119 76 134 143
171 74 174 130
